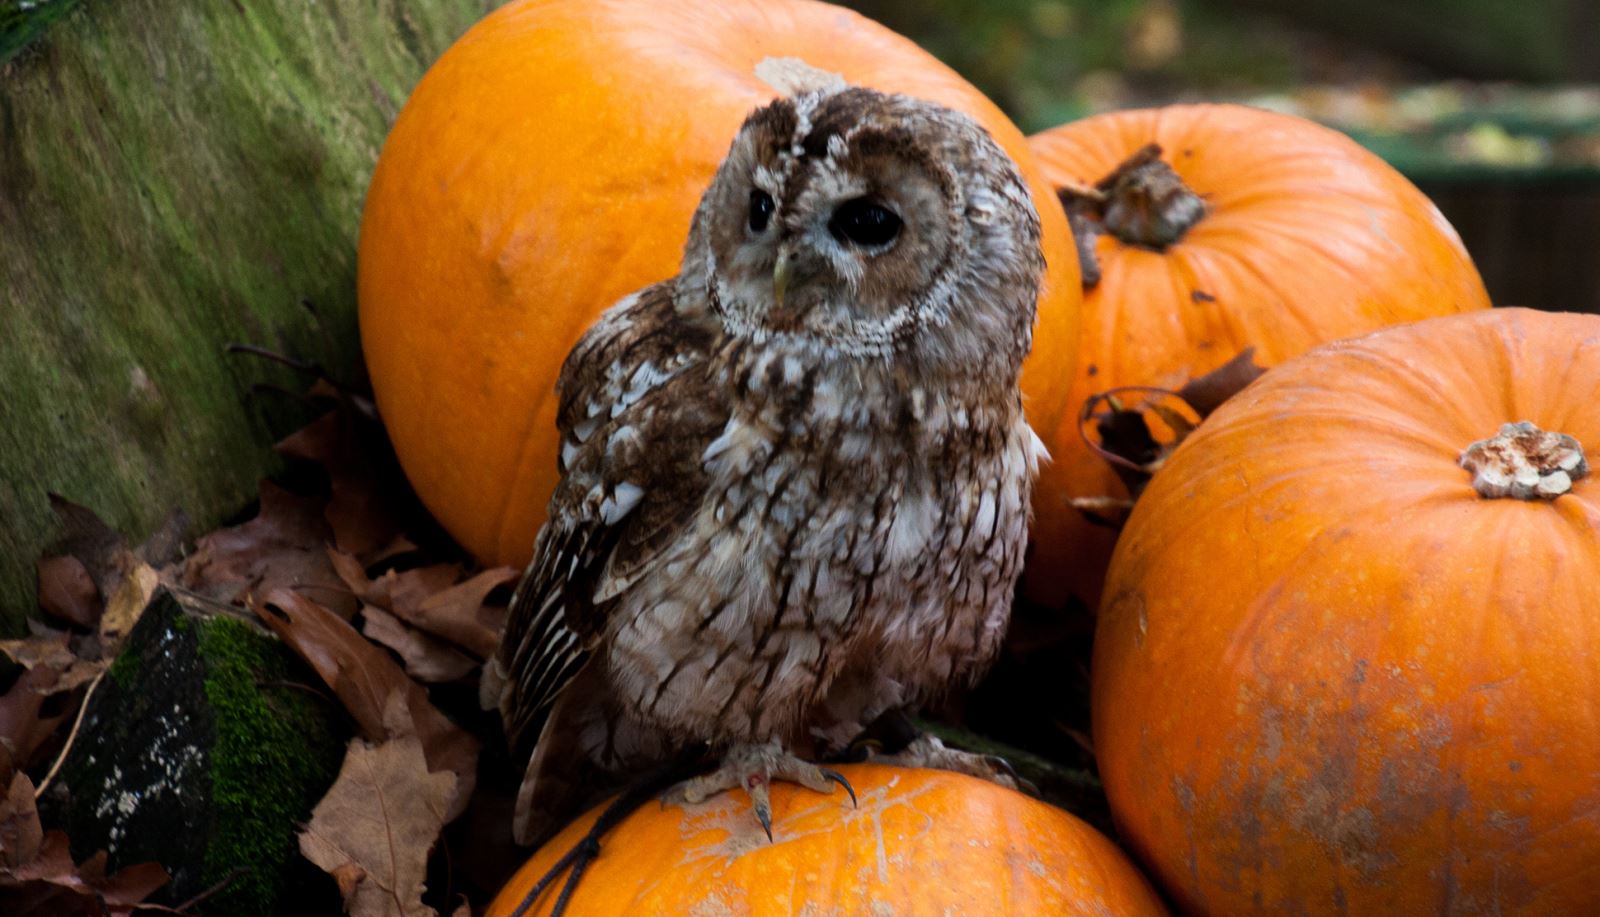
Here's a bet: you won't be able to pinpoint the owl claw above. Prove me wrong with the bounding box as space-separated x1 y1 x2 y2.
818 767 857 807
869 733 1029 793
754 791 775 842
664 740 849 839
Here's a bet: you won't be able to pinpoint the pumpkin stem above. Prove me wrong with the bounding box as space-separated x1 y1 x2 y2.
1459 421 1588 500
1058 143 1207 288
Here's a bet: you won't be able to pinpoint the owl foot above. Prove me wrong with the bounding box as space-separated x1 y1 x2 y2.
868 733 1032 793
664 740 856 841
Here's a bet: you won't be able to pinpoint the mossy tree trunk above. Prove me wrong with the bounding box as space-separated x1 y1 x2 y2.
0 0 501 632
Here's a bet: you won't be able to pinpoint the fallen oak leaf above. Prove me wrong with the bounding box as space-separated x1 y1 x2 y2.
0 633 77 673
43 496 126 601
363 563 463 618
0 667 71 771
0 771 42 869
330 551 509 660
401 567 517 659
277 411 402 560
254 589 478 819
97 555 158 654
298 728 454 917
182 480 356 617
35 557 101 632
0 632 102 697
0 830 169 916
331 862 367 901
361 607 479 684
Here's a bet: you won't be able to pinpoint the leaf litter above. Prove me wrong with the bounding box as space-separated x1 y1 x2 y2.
5 385 523 914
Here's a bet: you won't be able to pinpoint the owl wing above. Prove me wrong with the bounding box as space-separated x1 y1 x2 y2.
489 281 728 755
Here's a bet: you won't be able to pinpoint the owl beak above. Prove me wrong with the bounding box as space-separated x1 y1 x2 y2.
772 249 793 309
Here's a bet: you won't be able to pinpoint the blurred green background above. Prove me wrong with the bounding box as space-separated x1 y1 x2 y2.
842 0 1600 315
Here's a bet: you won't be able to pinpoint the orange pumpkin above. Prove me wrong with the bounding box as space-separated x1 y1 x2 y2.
1094 308 1600 915
1022 103 1490 614
358 0 1081 567
487 764 1168 916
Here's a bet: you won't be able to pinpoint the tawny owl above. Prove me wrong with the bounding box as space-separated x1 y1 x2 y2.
483 60 1048 846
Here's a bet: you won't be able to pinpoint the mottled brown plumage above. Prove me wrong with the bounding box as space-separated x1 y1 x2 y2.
484 63 1047 845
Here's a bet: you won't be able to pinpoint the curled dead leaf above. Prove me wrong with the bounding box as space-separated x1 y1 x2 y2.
1175 347 1267 418
35 557 101 632
403 567 516 659
0 829 168 916
253 589 478 819
0 771 43 869
98 556 157 653
277 411 402 560
1078 348 1269 510
0 667 70 772
361 607 479 684
181 480 355 617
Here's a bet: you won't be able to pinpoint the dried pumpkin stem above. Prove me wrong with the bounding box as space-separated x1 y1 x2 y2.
1058 143 1207 288
1459 421 1588 500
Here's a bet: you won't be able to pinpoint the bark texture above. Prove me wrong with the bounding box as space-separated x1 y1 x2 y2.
0 0 499 629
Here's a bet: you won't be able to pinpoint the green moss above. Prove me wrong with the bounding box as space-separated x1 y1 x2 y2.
0 0 498 632
107 647 140 690
197 617 344 915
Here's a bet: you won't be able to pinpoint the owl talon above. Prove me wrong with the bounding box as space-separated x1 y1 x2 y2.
869 734 1028 793
818 767 857 807
665 740 849 838
753 790 774 843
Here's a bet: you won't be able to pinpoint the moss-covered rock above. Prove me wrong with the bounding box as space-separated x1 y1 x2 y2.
41 589 348 915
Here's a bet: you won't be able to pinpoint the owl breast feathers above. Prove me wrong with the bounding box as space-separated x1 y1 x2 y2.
484 76 1048 844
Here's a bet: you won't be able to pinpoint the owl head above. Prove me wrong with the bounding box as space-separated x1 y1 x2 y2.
677 62 1044 379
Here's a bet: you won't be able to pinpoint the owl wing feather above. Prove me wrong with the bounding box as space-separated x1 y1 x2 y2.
492 281 728 755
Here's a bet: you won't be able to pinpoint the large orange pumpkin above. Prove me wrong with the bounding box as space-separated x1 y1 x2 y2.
487 764 1168 915
1094 308 1600 915
359 0 1081 567
1022 104 1490 614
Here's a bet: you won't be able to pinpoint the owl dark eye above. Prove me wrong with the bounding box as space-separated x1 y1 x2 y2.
829 198 902 247
748 189 775 233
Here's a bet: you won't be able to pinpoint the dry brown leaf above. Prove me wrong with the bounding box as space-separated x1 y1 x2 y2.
0 633 76 673
182 480 356 617
35 557 101 631
401 567 516 659
361 607 479 684
0 771 42 869
328 548 373 599
44 496 126 599
332 861 367 900
254 589 478 818
0 667 69 770
277 411 401 560
0 631 103 698
0 829 168 916
365 564 463 616
299 731 454 917
332 548 510 660
1176 347 1267 418
98 556 157 651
